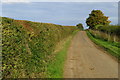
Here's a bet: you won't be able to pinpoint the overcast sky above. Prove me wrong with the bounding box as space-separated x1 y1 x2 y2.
1 1 118 28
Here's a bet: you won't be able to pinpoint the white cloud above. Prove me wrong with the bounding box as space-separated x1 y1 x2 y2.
1 0 30 3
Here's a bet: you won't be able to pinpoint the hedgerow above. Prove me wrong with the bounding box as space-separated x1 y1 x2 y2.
95 25 120 37
2 17 77 78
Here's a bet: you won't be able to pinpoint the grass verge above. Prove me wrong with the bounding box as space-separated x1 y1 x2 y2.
46 30 79 78
86 30 120 60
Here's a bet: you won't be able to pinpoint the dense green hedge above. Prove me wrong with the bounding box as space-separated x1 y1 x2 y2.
95 25 120 37
2 17 77 78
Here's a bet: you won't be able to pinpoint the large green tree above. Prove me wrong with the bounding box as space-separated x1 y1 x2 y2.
86 10 111 29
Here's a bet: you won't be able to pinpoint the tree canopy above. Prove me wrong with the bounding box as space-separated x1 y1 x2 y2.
86 10 111 29
76 23 84 30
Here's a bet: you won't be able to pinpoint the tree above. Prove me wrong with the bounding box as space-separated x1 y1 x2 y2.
86 10 111 29
76 23 84 30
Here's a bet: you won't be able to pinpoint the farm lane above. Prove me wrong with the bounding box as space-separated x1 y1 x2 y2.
64 31 118 78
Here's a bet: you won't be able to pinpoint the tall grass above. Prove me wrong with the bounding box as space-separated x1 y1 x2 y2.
89 29 120 42
2 17 77 78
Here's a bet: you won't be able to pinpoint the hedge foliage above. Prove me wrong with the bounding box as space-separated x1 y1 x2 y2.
76 23 84 30
95 25 120 37
2 17 77 78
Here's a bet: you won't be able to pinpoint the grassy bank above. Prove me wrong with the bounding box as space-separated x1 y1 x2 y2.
86 30 120 60
46 30 78 78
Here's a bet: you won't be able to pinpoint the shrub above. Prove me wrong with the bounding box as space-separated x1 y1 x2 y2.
98 25 120 37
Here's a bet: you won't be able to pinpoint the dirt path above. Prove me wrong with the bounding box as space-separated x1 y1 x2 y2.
64 31 118 78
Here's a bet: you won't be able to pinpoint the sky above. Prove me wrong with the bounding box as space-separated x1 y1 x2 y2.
1 0 119 28
1 0 120 2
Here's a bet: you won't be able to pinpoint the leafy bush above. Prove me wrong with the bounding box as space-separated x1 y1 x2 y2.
97 25 120 37
76 23 84 30
2 17 77 78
